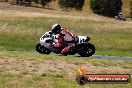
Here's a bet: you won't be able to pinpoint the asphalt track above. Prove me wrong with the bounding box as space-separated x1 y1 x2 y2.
0 51 132 61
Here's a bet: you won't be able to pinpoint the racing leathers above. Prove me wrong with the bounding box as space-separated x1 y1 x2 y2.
53 28 76 55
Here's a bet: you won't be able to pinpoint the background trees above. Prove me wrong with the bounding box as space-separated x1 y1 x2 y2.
130 0 132 17
4 0 132 18
58 0 84 10
90 0 122 17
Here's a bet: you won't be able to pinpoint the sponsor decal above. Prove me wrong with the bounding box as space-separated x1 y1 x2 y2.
76 66 131 85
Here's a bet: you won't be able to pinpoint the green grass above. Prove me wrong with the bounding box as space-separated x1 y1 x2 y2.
0 17 132 57
0 2 132 88
0 52 132 69
0 73 131 88
0 53 132 88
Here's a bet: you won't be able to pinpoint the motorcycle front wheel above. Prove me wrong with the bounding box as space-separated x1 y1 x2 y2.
36 43 52 54
77 43 95 57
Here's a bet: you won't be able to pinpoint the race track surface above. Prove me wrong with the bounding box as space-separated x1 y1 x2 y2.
1 51 132 61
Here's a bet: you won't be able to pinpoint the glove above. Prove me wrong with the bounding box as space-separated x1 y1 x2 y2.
49 32 53 35
53 43 62 48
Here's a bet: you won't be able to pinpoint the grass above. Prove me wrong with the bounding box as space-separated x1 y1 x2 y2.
0 2 132 88
0 73 131 88
6 0 131 16
0 52 132 69
0 53 132 88
0 73 80 88
0 16 132 57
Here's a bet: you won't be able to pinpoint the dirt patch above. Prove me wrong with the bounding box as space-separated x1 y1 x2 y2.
0 56 131 79
1 2 132 30
0 2 115 22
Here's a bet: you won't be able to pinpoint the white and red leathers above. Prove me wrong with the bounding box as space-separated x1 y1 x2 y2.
54 28 76 54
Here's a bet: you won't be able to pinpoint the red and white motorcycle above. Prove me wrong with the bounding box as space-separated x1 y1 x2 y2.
36 31 95 57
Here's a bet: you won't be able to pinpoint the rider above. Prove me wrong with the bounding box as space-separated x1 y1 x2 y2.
51 24 76 55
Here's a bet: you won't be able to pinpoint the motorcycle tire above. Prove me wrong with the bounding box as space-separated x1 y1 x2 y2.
77 43 95 57
36 43 52 54
61 52 68 56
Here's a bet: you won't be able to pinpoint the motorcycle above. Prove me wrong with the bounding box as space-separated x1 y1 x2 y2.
36 31 95 57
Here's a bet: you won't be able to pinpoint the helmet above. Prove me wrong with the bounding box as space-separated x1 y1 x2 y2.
52 24 61 34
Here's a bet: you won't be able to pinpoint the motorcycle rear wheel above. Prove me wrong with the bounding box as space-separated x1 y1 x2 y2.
77 43 95 57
